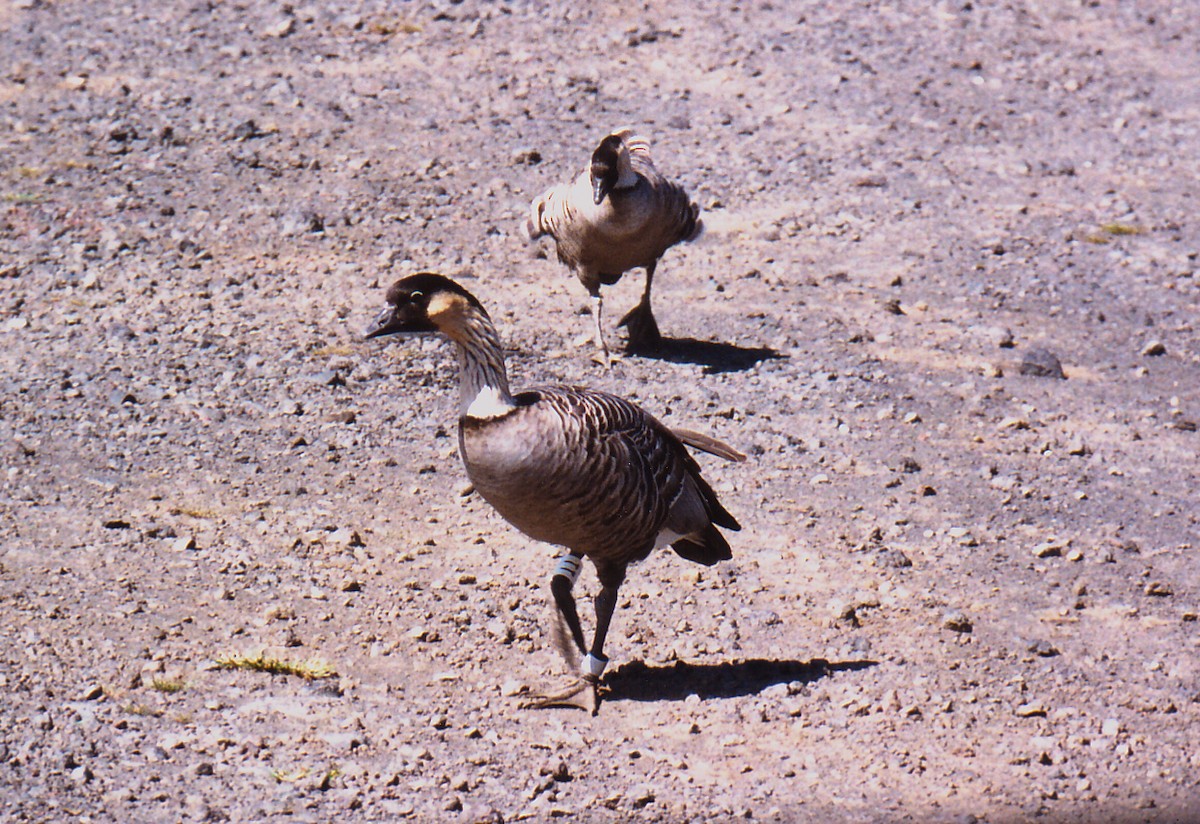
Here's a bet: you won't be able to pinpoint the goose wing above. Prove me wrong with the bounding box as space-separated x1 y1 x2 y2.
616 129 703 246
542 388 739 563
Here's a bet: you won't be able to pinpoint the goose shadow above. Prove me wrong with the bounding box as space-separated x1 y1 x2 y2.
633 337 785 374
603 657 877 703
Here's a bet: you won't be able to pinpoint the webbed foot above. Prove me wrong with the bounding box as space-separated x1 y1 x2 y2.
516 676 602 715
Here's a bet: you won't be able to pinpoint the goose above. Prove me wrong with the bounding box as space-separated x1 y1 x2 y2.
365 273 742 712
527 128 702 361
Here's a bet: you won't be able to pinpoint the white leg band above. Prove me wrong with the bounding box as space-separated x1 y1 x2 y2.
553 554 583 585
581 653 608 679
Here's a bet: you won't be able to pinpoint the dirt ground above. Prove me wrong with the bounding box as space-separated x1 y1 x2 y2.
2 1 1199 821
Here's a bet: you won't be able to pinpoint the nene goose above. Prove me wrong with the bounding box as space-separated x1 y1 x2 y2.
527 128 702 361
366 273 742 712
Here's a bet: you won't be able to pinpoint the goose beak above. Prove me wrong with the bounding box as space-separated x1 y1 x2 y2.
364 305 402 339
592 177 610 205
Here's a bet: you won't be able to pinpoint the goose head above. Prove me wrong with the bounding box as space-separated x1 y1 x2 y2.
364 273 489 339
589 132 638 205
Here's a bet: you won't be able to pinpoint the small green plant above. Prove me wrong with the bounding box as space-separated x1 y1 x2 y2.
215 651 337 680
170 505 219 519
367 16 423 35
1083 222 1145 244
124 703 165 717
270 767 310 783
151 677 186 694
1099 221 1142 236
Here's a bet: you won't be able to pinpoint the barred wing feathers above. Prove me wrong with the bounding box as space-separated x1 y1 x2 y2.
459 386 737 571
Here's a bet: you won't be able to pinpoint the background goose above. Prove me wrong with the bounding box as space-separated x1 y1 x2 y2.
366 273 742 712
527 128 702 361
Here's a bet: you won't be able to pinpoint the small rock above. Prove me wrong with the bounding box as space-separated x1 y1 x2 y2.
832 601 859 625
1032 539 1067 558
630 786 655 809
1019 348 1066 379
875 548 912 569
408 626 439 642
230 120 265 141
102 788 136 805
539 760 571 782
1101 718 1122 736
1140 340 1166 357
263 16 296 38
1144 581 1173 597
330 528 364 547
1026 639 1060 657
511 147 542 165
947 527 977 546
942 609 972 633
281 210 325 235
1015 702 1048 718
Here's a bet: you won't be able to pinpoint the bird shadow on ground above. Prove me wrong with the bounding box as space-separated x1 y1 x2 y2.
633 337 785 374
603 657 877 703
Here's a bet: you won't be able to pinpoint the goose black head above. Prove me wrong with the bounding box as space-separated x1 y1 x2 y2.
365 273 489 339
589 133 626 205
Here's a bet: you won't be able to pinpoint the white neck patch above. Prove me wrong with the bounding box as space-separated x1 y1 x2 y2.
465 384 515 419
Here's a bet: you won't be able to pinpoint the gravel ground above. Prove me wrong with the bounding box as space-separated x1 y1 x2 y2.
2 1 1199 821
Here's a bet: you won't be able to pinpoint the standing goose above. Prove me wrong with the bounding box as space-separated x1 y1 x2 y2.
366 273 742 712
527 128 702 361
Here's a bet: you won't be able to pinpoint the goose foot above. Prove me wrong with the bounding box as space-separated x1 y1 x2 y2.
618 302 662 354
590 349 623 368
517 676 602 715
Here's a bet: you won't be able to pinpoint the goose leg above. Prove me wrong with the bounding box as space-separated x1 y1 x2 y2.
520 565 624 716
617 261 662 353
549 554 587 658
589 290 612 365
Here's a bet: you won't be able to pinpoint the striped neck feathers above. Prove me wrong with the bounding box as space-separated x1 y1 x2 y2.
613 145 639 191
431 295 515 420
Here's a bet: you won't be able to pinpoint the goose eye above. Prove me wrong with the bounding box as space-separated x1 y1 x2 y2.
410 290 424 302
